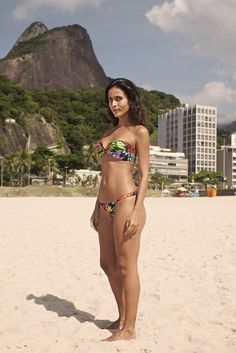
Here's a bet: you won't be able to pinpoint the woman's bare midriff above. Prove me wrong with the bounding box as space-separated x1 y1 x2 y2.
98 156 136 202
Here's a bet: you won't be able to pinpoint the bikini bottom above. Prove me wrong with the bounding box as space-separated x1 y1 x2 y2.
99 191 137 217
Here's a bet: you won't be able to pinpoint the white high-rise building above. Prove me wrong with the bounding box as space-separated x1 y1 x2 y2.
217 132 236 189
158 104 217 175
231 132 236 147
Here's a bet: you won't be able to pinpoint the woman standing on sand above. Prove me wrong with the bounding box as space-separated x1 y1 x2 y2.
90 78 149 342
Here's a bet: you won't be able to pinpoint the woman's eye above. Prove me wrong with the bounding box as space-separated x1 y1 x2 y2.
108 96 122 103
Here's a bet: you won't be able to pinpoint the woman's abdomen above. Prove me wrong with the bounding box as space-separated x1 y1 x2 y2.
99 167 136 201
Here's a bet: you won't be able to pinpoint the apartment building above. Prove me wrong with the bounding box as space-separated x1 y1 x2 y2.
158 104 217 175
149 145 188 181
217 132 236 189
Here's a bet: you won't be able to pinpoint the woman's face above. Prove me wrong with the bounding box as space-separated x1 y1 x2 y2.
108 86 130 118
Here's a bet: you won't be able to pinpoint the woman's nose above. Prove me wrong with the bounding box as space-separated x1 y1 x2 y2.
111 100 117 107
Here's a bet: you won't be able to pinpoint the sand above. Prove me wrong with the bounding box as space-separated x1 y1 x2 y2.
0 196 236 353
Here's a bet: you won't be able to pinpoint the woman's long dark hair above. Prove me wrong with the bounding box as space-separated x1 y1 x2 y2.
105 78 148 127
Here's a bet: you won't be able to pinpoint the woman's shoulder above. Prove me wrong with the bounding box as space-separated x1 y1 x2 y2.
133 125 149 137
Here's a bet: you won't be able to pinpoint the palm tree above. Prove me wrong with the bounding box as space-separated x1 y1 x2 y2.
5 154 19 186
42 158 60 184
82 144 99 170
18 150 34 186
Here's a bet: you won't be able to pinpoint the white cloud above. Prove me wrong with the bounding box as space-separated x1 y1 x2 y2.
145 0 188 32
178 81 236 106
145 0 236 66
13 0 105 20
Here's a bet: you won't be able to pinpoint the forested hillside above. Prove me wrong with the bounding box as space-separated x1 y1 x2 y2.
0 75 180 167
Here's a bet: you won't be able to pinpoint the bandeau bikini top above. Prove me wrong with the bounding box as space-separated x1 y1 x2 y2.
96 139 136 163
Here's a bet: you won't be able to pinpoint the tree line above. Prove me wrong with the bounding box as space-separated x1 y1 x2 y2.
0 145 100 186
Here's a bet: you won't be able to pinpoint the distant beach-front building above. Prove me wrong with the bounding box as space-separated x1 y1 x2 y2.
231 132 236 147
158 104 217 175
217 132 236 189
71 169 101 186
149 145 188 181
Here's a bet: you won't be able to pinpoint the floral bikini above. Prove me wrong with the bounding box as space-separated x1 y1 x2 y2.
96 139 136 163
96 139 137 217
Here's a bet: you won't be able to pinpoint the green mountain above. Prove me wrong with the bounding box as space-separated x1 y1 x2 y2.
0 75 180 166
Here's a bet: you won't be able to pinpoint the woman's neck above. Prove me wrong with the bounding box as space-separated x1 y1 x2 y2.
117 115 132 127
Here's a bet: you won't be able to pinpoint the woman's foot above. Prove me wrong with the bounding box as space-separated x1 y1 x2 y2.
105 318 124 330
101 328 136 342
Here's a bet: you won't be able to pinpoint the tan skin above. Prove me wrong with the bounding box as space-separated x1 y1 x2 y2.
90 86 149 342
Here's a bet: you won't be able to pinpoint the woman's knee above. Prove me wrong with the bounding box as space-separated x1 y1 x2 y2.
118 261 138 279
100 259 118 277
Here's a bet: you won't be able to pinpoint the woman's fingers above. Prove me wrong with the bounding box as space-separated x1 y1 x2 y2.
124 222 138 236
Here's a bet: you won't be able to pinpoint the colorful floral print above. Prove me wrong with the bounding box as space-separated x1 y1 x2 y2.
99 191 137 217
95 139 136 163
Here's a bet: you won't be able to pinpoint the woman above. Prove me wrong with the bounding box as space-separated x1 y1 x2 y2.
90 78 149 342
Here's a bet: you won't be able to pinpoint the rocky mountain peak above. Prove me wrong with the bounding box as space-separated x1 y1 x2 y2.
0 22 108 90
14 21 48 46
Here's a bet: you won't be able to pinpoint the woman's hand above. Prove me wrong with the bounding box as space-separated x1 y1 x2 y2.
124 209 139 237
90 208 99 232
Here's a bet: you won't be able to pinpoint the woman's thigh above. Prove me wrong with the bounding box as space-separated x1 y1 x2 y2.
113 198 146 264
98 207 117 267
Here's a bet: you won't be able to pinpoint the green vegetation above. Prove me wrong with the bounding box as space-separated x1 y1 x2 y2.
6 36 46 60
0 76 180 170
140 89 179 132
217 128 231 149
192 170 224 188
149 171 173 189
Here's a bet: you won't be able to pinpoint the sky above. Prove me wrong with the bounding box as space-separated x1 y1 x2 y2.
1 0 236 125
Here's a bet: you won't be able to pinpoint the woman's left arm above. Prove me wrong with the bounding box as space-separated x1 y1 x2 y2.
124 126 150 236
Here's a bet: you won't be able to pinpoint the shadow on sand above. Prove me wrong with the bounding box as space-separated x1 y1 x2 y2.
26 293 113 330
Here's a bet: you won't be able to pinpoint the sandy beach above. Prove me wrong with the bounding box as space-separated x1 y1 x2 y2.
0 196 236 353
